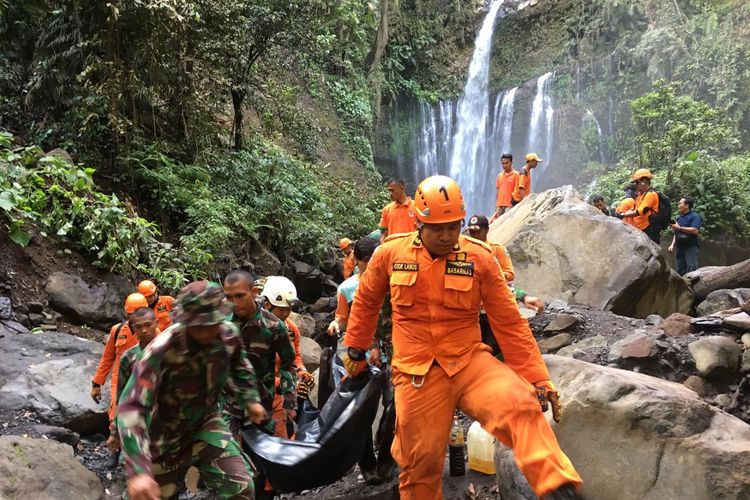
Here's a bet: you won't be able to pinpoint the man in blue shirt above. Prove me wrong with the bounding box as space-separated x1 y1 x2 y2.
668 196 702 275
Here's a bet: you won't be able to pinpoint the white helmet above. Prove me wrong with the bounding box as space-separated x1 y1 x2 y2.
261 276 298 308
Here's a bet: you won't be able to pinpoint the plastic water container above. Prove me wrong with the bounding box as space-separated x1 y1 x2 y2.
467 421 496 475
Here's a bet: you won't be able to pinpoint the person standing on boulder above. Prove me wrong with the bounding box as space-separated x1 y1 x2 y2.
117 281 265 500
495 153 519 218
107 307 159 456
259 276 313 439
343 175 582 500
669 196 702 275
618 169 661 243
91 292 149 468
339 238 357 279
378 178 418 240
512 153 542 204
223 270 297 438
138 279 175 332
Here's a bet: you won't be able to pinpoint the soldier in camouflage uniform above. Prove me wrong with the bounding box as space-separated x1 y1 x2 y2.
223 270 297 438
117 281 265 500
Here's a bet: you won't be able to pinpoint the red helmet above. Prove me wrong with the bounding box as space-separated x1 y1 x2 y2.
137 280 157 297
414 175 466 224
125 293 148 314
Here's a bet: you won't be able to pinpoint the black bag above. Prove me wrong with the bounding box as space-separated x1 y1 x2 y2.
242 368 386 493
648 189 671 231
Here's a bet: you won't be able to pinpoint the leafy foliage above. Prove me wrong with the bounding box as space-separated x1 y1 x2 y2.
0 132 210 289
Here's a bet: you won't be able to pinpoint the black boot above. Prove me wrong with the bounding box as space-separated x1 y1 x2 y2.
545 483 583 500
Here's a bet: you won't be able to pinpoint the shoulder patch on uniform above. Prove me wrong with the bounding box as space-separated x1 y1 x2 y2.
393 262 419 272
446 260 475 276
462 235 493 253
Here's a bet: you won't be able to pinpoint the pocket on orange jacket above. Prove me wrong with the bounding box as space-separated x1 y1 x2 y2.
390 271 417 306
444 275 474 309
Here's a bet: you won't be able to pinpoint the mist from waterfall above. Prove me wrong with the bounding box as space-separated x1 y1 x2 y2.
527 71 554 184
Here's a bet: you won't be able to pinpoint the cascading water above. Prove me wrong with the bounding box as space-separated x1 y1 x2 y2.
448 0 506 217
585 109 606 164
526 72 554 184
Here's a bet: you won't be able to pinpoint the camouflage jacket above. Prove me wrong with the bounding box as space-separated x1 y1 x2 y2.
232 301 297 409
116 321 260 477
109 343 146 436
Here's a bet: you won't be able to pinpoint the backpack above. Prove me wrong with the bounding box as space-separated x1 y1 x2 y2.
648 189 671 231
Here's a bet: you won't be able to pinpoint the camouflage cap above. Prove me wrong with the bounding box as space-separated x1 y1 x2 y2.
175 280 232 327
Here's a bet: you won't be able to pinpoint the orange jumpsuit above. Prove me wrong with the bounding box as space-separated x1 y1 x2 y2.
152 295 175 332
92 321 139 421
273 318 305 439
343 252 356 279
490 243 515 281
344 232 581 499
616 198 636 226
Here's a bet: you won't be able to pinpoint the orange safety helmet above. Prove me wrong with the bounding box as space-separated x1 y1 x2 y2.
631 168 654 181
338 238 353 250
125 293 149 314
414 175 466 224
137 280 157 297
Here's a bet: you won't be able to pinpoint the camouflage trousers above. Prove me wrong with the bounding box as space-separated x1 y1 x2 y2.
224 395 276 441
151 414 254 499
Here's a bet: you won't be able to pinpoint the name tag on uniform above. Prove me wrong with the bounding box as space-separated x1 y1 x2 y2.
393 262 419 272
445 261 474 276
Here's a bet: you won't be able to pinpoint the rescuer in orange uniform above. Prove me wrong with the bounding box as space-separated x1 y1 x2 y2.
378 178 418 239
342 175 582 500
340 238 357 279
137 280 175 332
91 292 149 467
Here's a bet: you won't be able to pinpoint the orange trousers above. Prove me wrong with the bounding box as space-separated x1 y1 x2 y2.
272 394 289 439
391 347 581 499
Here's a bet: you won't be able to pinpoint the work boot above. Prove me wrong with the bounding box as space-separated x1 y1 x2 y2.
545 483 583 500
106 449 120 469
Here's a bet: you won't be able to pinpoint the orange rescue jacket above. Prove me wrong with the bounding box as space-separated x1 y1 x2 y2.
152 295 175 332
344 232 549 384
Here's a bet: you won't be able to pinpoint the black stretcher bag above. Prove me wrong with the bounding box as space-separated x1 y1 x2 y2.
242 368 385 492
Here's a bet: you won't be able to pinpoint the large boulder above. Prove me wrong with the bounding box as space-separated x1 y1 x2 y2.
300 336 322 373
0 436 103 499
697 288 750 316
0 331 109 434
487 187 693 318
688 336 742 377
495 356 750 499
45 272 131 329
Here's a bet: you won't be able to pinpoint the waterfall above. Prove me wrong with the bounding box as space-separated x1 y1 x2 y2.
448 0 506 217
526 71 554 187
585 109 606 164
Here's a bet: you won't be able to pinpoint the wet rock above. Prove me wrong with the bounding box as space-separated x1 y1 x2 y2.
291 260 326 303
0 296 12 319
688 336 742 377
300 336 322 373
714 394 732 408
0 331 108 434
537 333 572 354
290 312 316 338
645 314 663 326
556 334 607 357
487 186 693 318
658 313 693 337
0 436 103 499
31 424 80 447
28 301 44 314
683 375 713 397
543 314 579 333
696 288 750 316
0 319 29 336
45 272 131 329
546 299 570 312
539 355 750 500
608 331 658 362
247 243 282 277
724 312 750 332
310 296 336 313
28 312 45 326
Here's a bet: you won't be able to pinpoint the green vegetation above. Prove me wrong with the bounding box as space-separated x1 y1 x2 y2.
594 82 750 245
